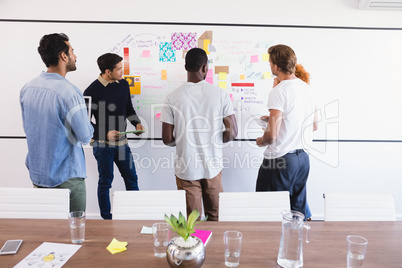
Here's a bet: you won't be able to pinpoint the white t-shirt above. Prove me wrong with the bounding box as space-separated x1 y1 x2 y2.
264 78 315 159
161 80 234 180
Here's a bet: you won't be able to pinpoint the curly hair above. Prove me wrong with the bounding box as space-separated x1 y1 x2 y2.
295 64 310 84
185 48 208 72
37 33 70 67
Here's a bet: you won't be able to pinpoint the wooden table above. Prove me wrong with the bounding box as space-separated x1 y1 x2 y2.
0 219 401 267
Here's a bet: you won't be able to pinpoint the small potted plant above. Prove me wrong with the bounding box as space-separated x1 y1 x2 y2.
164 209 207 267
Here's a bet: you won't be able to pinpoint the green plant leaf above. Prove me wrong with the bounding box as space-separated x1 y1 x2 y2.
187 209 200 229
170 214 179 229
177 223 188 241
164 214 173 228
178 212 187 229
194 215 207 226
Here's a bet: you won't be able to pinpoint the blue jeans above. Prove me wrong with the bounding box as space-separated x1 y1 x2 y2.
256 150 310 219
93 142 139 219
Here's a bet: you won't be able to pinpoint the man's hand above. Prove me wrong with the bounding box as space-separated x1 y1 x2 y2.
107 130 119 141
135 123 145 136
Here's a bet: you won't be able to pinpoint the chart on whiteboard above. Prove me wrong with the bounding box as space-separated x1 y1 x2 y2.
106 29 275 139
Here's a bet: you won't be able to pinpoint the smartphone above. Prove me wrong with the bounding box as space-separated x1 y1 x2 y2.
0 240 23 255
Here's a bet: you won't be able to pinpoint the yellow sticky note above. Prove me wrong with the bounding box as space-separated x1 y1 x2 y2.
263 72 272 79
263 53 269 62
219 72 227 80
240 74 245 80
203 39 211 54
125 76 141 95
162 74 167 80
106 238 128 254
219 81 227 89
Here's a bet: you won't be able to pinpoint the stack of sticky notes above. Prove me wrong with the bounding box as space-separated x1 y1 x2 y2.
106 238 128 254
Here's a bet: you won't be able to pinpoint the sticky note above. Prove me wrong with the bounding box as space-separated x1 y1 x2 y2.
219 72 227 80
203 39 211 54
142 50 151 57
229 94 233 101
162 74 167 80
219 81 227 89
155 113 161 119
106 238 128 254
263 53 269 62
250 55 259 63
215 66 229 74
124 76 141 95
140 226 153 234
240 74 245 80
161 70 167 75
207 69 213 77
206 76 213 84
263 72 272 79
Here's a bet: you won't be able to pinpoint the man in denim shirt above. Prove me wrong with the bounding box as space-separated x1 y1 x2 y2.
20 33 94 212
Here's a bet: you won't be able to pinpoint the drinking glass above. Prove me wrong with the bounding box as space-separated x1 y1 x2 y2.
223 230 243 267
68 211 85 243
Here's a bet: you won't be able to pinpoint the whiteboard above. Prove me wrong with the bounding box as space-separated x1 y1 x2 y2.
1 21 402 141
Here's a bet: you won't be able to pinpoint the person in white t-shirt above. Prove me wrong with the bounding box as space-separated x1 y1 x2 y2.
256 44 318 219
161 48 238 221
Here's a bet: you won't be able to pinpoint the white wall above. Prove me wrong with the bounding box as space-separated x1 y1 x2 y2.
1 0 402 219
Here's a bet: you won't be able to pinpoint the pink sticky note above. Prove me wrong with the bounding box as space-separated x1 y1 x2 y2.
155 113 161 119
142 50 151 57
207 69 213 77
250 55 259 63
206 76 213 84
229 94 233 101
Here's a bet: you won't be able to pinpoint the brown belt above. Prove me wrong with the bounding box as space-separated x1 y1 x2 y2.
90 138 128 146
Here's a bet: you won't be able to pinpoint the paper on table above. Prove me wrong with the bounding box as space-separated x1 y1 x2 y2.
193 229 212 245
14 242 81 268
140 226 153 234
106 238 128 254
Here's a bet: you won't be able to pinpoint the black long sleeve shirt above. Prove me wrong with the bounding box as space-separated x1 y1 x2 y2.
84 77 141 141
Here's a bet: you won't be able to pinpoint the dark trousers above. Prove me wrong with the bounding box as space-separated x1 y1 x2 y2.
256 150 310 218
93 142 139 219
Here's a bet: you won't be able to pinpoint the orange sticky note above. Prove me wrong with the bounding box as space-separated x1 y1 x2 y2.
162 74 167 80
240 75 245 80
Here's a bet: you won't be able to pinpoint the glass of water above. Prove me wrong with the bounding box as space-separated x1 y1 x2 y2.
347 235 368 268
68 211 85 243
152 222 170 258
223 230 243 267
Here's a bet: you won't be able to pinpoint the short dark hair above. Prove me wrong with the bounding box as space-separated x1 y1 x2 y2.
37 33 70 67
268 44 297 74
97 53 123 73
185 48 208 72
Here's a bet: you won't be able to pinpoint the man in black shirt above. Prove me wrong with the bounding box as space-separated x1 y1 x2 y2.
84 53 144 219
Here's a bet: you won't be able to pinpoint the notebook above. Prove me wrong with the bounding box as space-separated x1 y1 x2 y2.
193 229 212 245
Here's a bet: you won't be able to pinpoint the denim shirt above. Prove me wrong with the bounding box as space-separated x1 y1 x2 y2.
20 72 94 187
